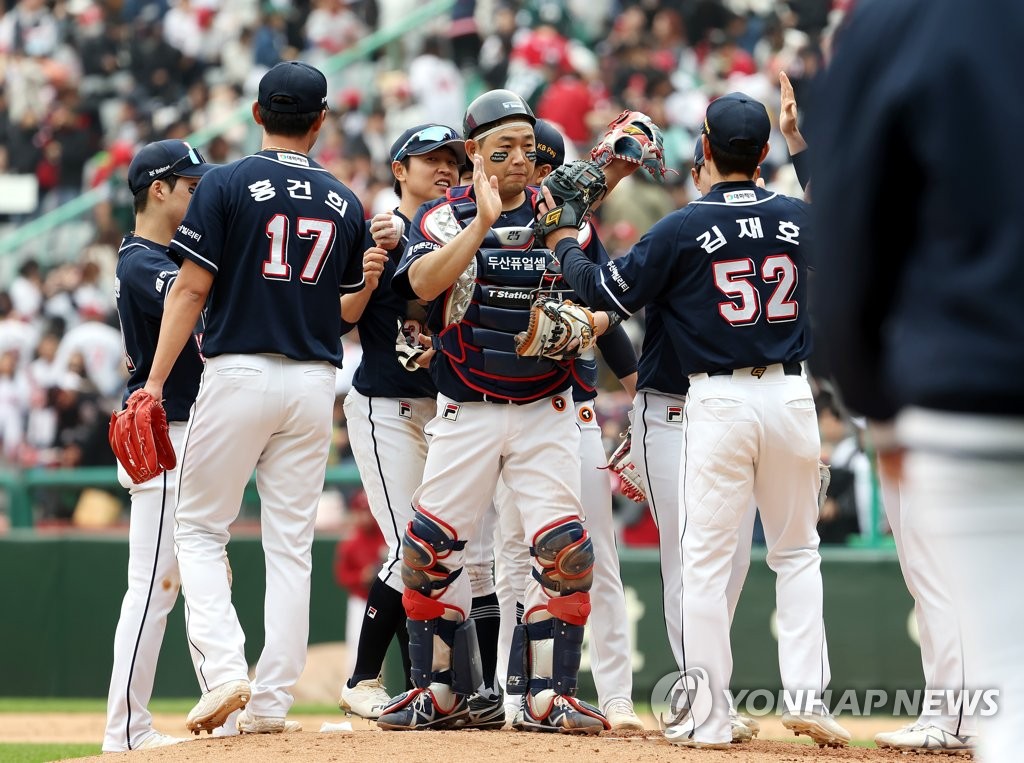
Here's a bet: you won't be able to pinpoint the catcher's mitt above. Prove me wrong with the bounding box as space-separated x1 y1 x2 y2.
514 297 597 362
590 109 669 181
600 427 647 502
533 159 608 246
108 389 176 484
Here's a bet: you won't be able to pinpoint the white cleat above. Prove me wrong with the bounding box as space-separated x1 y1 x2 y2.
136 731 189 749
781 710 851 748
668 736 732 750
185 679 251 735
875 723 975 754
729 707 756 742
339 675 391 719
237 708 302 734
736 712 760 737
603 698 644 730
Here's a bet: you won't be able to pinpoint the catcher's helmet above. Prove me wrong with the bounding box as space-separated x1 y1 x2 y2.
463 89 535 139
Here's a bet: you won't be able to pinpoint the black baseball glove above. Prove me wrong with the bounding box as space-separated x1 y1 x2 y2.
533 159 608 246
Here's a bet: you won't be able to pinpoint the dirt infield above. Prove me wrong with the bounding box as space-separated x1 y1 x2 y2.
5 712 946 762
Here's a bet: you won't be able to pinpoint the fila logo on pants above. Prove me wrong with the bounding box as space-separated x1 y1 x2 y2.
442 403 460 421
666 406 683 422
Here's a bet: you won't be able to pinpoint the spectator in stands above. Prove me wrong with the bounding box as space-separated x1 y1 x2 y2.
333 489 386 677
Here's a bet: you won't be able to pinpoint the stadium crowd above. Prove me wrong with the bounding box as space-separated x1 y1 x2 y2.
0 0 875 538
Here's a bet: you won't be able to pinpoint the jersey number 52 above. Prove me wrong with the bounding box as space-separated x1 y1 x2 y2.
713 254 797 326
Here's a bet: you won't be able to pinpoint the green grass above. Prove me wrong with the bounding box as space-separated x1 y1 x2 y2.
0 743 101 762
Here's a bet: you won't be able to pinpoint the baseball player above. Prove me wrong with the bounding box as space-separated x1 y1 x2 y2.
769 68 977 752
811 4 1024 760
337 124 505 728
626 135 761 744
104 139 213 752
492 118 644 730
141 61 366 735
543 93 851 748
375 90 639 733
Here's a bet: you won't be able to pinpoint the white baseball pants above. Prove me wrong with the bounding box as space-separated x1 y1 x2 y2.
343 390 433 593
103 423 188 752
879 470 976 735
494 400 634 709
412 390 582 621
631 390 756 677
899 408 1024 762
680 366 828 745
174 353 336 717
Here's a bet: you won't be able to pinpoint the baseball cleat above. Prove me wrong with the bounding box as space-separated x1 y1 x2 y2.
668 737 732 750
136 731 189 749
185 679 251 735
736 711 760 737
603 698 644 730
781 710 851 747
875 723 975 754
457 691 506 730
237 708 302 733
729 707 758 742
731 717 753 743
513 690 610 734
376 686 469 730
339 675 391 719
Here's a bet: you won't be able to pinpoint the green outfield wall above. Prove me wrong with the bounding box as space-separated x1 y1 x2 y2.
0 538 920 708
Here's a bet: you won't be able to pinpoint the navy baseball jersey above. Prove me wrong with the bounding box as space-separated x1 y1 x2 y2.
342 211 436 399
115 235 205 421
636 308 689 396
394 187 625 403
169 149 365 366
558 181 813 376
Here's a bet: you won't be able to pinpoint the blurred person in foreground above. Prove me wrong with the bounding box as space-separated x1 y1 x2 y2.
809 1 1024 760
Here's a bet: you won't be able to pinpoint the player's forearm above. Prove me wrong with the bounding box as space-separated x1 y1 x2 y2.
340 289 373 325
146 285 205 392
554 238 610 311
407 218 491 301
619 371 637 399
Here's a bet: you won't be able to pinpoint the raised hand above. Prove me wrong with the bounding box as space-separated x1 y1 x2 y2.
472 153 502 228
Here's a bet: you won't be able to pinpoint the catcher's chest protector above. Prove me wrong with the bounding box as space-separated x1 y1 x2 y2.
423 188 582 401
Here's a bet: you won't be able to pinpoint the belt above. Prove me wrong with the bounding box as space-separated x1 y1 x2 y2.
707 361 802 377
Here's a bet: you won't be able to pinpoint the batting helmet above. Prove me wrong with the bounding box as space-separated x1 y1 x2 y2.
463 89 535 139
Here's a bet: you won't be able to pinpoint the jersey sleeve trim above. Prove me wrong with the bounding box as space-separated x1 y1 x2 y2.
171 241 219 273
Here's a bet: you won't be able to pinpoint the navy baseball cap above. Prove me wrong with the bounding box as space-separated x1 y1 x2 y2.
693 135 705 167
127 139 212 195
533 119 565 168
258 61 329 114
703 92 770 157
390 124 466 164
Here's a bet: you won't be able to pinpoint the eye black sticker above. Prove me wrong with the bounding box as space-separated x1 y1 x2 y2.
525 151 537 162
489 151 508 162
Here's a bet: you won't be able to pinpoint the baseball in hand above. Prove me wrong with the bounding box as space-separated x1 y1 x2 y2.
390 214 405 241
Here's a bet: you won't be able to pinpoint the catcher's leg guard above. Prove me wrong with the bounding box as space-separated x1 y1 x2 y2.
378 510 471 731
510 518 608 734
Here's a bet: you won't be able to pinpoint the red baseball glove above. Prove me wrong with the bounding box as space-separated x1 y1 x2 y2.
108 389 176 484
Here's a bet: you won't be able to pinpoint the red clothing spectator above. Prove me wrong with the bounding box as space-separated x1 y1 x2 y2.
333 492 386 600
536 75 597 144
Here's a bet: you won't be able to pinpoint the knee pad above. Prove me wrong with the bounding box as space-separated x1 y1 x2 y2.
531 518 595 597
401 509 466 597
